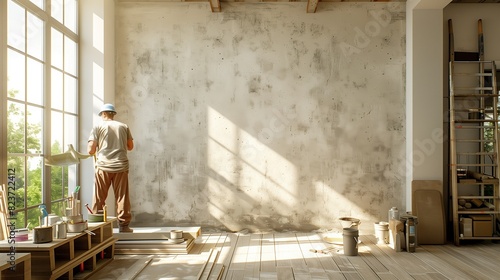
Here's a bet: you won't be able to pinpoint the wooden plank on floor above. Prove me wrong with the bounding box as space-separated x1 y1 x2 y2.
358 235 414 280
410 273 448 280
208 233 229 280
289 233 310 276
200 248 221 280
347 255 380 280
376 272 399 280
296 232 328 279
190 233 218 254
341 271 363 280
228 234 250 274
215 233 238 280
357 236 388 273
360 235 436 279
243 233 262 280
276 266 294 280
118 258 152 280
260 233 276 274
438 242 500 275
417 244 493 279
364 235 438 277
413 245 481 280
307 232 343 277
275 232 294 267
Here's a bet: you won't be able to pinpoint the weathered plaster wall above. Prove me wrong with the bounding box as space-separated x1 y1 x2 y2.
114 2 406 233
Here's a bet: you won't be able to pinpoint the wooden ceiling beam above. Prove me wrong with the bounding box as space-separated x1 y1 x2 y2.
307 0 319 13
209 0 221 12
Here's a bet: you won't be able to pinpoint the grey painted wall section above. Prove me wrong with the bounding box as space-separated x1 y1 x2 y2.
114 2 406 233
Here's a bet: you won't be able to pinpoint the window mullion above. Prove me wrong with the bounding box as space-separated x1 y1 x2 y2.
44 11 52 213
1 0 8 186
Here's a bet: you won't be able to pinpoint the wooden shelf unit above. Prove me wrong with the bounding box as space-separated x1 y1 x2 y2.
448 19 500 245
0 252 31 279
0 217 117 280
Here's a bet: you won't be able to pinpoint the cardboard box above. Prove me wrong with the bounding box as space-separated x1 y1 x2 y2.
460 217 472 237
469 215 492 237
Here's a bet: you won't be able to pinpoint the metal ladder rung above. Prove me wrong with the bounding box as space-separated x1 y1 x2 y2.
452 94 498 98
453 60 495 64
453 73 494 77
454 87 494 91
455 139 495 143
455 125 495 130
457 152 496 156
455 164 498 167
455 125 497 129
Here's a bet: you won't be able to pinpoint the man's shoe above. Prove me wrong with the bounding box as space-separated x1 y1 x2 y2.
119 226 133 233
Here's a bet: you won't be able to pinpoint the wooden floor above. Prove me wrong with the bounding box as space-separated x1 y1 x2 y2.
93 232 500 279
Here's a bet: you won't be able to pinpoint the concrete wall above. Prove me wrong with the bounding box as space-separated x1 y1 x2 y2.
114 2 406 233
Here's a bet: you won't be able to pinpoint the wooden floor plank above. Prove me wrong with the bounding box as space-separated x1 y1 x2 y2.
276 266 294 280
243 233 262 279
289 233 309 275
275 232 294 267
364 234 438 277
113 233 500 279
412 245 480 280
217 233 238 280
208 233 229 280
347 254 380 280
307 232 343 274
431 243 500 276
358 235 413 280
357 237 388 273
296 232 327 274
417 245 493 280
228 234 250 272
260 233 276 273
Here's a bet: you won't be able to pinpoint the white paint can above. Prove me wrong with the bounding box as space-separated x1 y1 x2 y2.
374 221 389 244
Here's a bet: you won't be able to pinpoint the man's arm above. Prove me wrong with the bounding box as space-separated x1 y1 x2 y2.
127 139 134 151
88 140 98 155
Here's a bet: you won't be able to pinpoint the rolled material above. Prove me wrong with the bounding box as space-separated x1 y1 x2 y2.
484 201 495 210
467 170 494 181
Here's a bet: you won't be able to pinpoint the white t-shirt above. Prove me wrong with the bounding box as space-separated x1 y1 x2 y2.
88 120 133 172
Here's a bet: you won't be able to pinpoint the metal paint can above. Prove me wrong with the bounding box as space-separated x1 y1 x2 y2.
343 228 359 256
170 230 183 239
55 221 67 239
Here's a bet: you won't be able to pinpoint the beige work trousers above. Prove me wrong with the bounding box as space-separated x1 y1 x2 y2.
92 168 131 227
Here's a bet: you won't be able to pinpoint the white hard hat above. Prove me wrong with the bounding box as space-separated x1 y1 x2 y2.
99 103 117 116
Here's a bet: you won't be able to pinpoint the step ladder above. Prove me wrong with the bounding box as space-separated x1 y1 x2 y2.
448 19 500 245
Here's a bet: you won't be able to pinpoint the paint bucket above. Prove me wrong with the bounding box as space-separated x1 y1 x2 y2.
339 217 360 229
374 222 389 244
33 226 53 244
170 230 183 240
88 214 104 223
67 221 88 233
343 228 359 256
55 221 67 239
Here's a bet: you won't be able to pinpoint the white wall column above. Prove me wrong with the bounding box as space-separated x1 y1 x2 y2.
406 0 451 211
79 0 116 219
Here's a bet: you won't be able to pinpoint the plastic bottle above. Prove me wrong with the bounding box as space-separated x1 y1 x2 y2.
406 217 416 252
388 207 399 222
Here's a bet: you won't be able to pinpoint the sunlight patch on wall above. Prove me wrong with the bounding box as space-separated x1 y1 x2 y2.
92 62 103 99
207 106 298 229
92 13 104 54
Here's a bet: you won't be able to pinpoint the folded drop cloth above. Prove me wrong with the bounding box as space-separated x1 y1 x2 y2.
44 144 92 166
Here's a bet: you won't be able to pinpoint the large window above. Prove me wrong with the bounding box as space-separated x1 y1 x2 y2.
2 0 78 229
